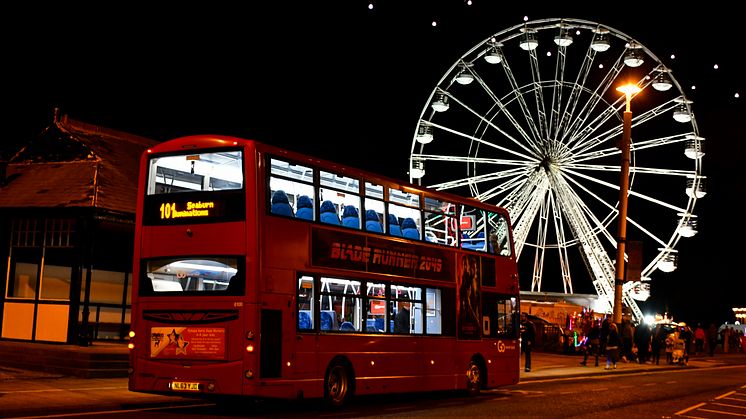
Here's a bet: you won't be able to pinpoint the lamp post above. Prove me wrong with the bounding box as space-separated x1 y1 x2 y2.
613 84 641 324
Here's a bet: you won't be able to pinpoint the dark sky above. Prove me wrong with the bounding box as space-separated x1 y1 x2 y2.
4 2 744 326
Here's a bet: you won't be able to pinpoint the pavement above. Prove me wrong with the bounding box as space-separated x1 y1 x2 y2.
517 350 737 382
0 346 743 417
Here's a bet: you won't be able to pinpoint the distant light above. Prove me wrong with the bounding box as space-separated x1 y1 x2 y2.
523 16 529 21
576 29 581 35
432 20 437 27
599 64 604 69
670 54 676 59
736 92 741 98
713 64 719 70
691 85 696 90
368 2 373 9
547 51 552 57
466 0 472 5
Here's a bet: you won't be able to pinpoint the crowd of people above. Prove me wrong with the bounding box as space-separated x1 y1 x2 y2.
519 311 744 373
573 316 744 369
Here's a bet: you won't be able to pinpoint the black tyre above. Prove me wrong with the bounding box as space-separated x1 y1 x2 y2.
466 360 482 396
324 362 353 407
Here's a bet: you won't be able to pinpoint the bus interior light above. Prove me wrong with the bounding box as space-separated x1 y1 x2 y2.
128 330 136 338
246 344 254 352
128 342 135 350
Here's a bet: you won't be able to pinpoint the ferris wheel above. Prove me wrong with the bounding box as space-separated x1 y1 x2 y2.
408 17 705 323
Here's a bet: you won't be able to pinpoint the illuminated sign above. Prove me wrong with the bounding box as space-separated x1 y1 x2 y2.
159 201 216 219
142 190 245 225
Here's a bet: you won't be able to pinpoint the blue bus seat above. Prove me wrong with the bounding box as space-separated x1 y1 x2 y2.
340 321 356 332
341 205 360 229
270 190 294 217
320 310 336 330
365 209 383 233
298 310 312 330
401 217 420 240
320 200 340 225
375 317 385 332
388 214 402 237
295 195 314 220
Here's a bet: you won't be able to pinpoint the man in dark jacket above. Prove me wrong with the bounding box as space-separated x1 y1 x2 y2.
520 312 536 372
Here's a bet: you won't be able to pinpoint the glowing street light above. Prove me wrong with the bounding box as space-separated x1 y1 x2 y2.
612 83 641 325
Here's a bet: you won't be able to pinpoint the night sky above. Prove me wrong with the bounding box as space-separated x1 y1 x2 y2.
4 2 744 326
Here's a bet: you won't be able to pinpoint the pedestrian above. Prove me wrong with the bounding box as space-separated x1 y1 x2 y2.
580 319 601 367
605 322 622 370
678 323 693 365
651 324 664 365
520 312 536 372
707 323 718 356
599 315 611 361
694 323 705 356
621 320 634 362
634 322 651 364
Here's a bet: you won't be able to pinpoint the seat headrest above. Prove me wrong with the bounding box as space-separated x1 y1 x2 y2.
297 195 313 209
342 205 358 217
320 200 337 213
387 213 399 225
401 217 417 229
366 209 379 221
271 190 289 204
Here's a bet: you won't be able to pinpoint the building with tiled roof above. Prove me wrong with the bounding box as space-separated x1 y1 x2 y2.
0 111 158 344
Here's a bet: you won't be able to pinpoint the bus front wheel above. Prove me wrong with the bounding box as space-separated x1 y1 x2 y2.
466 360 483 396
324 362 353 407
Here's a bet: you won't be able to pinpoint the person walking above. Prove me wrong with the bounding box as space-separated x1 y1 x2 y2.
580 319 601 367
679 323 693 365
621 320 634 362
707 323 718 356
634 322 652 364
694 323 706 356
520 312 536 372
605 322 622 370
599 315 611 362
651 324 664 365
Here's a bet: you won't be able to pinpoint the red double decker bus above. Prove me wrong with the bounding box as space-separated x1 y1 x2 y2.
128 135 521 406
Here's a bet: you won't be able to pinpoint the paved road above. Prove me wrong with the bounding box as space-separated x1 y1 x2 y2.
1 351 743 417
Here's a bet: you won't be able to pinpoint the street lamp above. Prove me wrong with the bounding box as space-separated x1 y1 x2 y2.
613 83 641 324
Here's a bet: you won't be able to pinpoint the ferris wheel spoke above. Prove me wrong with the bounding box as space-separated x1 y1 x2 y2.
563 167 688 213
427 114 542 160
530 196 551 292
469 70 541 151
563 53 627 147
555 34 601 142
500 49 543 145
427 166 527 191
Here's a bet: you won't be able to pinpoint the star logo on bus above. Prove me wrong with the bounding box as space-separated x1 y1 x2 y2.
175 334 189 355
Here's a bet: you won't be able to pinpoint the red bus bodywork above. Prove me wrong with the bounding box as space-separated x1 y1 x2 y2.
128 135 520 403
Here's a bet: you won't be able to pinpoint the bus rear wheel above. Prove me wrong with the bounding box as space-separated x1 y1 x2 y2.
324 362 353 407
466 360 483 396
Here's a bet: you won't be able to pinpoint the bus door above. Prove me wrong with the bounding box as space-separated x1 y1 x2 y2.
257 293 296 379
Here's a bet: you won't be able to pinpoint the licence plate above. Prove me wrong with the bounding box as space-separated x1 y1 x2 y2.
171 381 201 391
